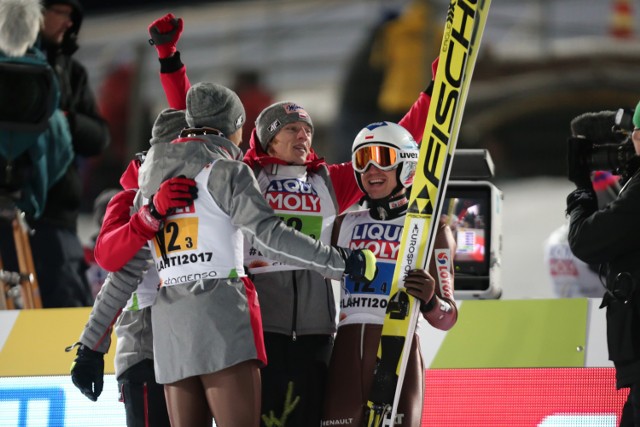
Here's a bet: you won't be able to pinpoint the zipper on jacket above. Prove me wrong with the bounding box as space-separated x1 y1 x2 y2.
325 279 335 325
291 271 298 341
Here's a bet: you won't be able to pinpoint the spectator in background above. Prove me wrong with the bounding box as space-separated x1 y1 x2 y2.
333 0 441 161
1 0 110 308
232 69 274 153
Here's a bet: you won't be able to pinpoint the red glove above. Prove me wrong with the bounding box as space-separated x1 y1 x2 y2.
148 13 183 59
404 269 436 312
149 176 197 219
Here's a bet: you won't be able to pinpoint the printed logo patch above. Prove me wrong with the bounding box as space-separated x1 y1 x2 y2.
283 102 309 119
268 119 281 133
266 179 320 212
349 223 402 261
549 259 579 277
435 249 453 299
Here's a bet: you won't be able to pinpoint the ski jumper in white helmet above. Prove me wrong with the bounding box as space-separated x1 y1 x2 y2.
322 121 458 426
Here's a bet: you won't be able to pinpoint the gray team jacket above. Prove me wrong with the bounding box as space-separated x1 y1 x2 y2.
77 248 154 378
137 134 347 281
250 165 340 338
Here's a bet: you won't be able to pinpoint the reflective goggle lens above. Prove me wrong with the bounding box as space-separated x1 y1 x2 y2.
353 145 399 172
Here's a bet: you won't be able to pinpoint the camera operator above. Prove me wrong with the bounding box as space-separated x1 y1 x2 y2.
566 105 640 426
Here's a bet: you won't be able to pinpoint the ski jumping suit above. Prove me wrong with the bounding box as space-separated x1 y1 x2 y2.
321 209 457 426
157 49 433 425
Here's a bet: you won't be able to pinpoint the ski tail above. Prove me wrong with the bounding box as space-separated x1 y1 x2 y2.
364 0 492 425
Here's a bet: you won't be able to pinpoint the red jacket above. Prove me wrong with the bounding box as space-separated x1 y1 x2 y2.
94 159 158 272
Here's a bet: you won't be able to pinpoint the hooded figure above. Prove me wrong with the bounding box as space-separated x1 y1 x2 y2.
41 0 83 55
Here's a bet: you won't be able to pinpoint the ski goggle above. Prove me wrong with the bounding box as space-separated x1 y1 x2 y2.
353 145 401 173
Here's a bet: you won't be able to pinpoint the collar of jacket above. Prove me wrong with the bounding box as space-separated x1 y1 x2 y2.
172 134 243 161
367 193 409 220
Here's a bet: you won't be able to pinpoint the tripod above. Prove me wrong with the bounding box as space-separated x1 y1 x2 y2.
0 201 41 309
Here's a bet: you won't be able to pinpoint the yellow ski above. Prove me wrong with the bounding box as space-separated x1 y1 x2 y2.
365 0 492 425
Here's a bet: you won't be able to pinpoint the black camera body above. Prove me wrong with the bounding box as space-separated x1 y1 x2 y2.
577 136 636 176
569 108 639 177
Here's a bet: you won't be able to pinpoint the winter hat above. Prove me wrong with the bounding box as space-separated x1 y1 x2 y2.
42 0 82 15
185 82 246 138
150 108 187 145
42 0 82 28
255 101 313 150
633 100 640 129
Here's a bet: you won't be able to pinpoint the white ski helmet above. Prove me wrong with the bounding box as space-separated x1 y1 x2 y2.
351 121 419 194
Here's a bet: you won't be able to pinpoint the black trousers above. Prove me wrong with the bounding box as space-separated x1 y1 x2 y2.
260 332 333 427
118 359 170 427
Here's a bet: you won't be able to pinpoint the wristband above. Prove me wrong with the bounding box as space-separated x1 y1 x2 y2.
159 51 183 74
420 294 437 313
148 195 164 220
423 80 434 96
138 205 163 232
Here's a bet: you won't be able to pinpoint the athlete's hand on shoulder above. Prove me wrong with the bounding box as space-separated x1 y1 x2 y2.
338 247 378 282
404 269 436 312
69 344 104 402
149 176 198 219
148 13 184 59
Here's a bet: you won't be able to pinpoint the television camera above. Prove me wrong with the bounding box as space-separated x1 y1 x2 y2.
0 52 58 310
568 108 639 178
444 149 502 300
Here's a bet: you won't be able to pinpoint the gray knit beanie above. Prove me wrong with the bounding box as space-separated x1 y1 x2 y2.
255 101 313 150
185 82 246 137
149 108 187 145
